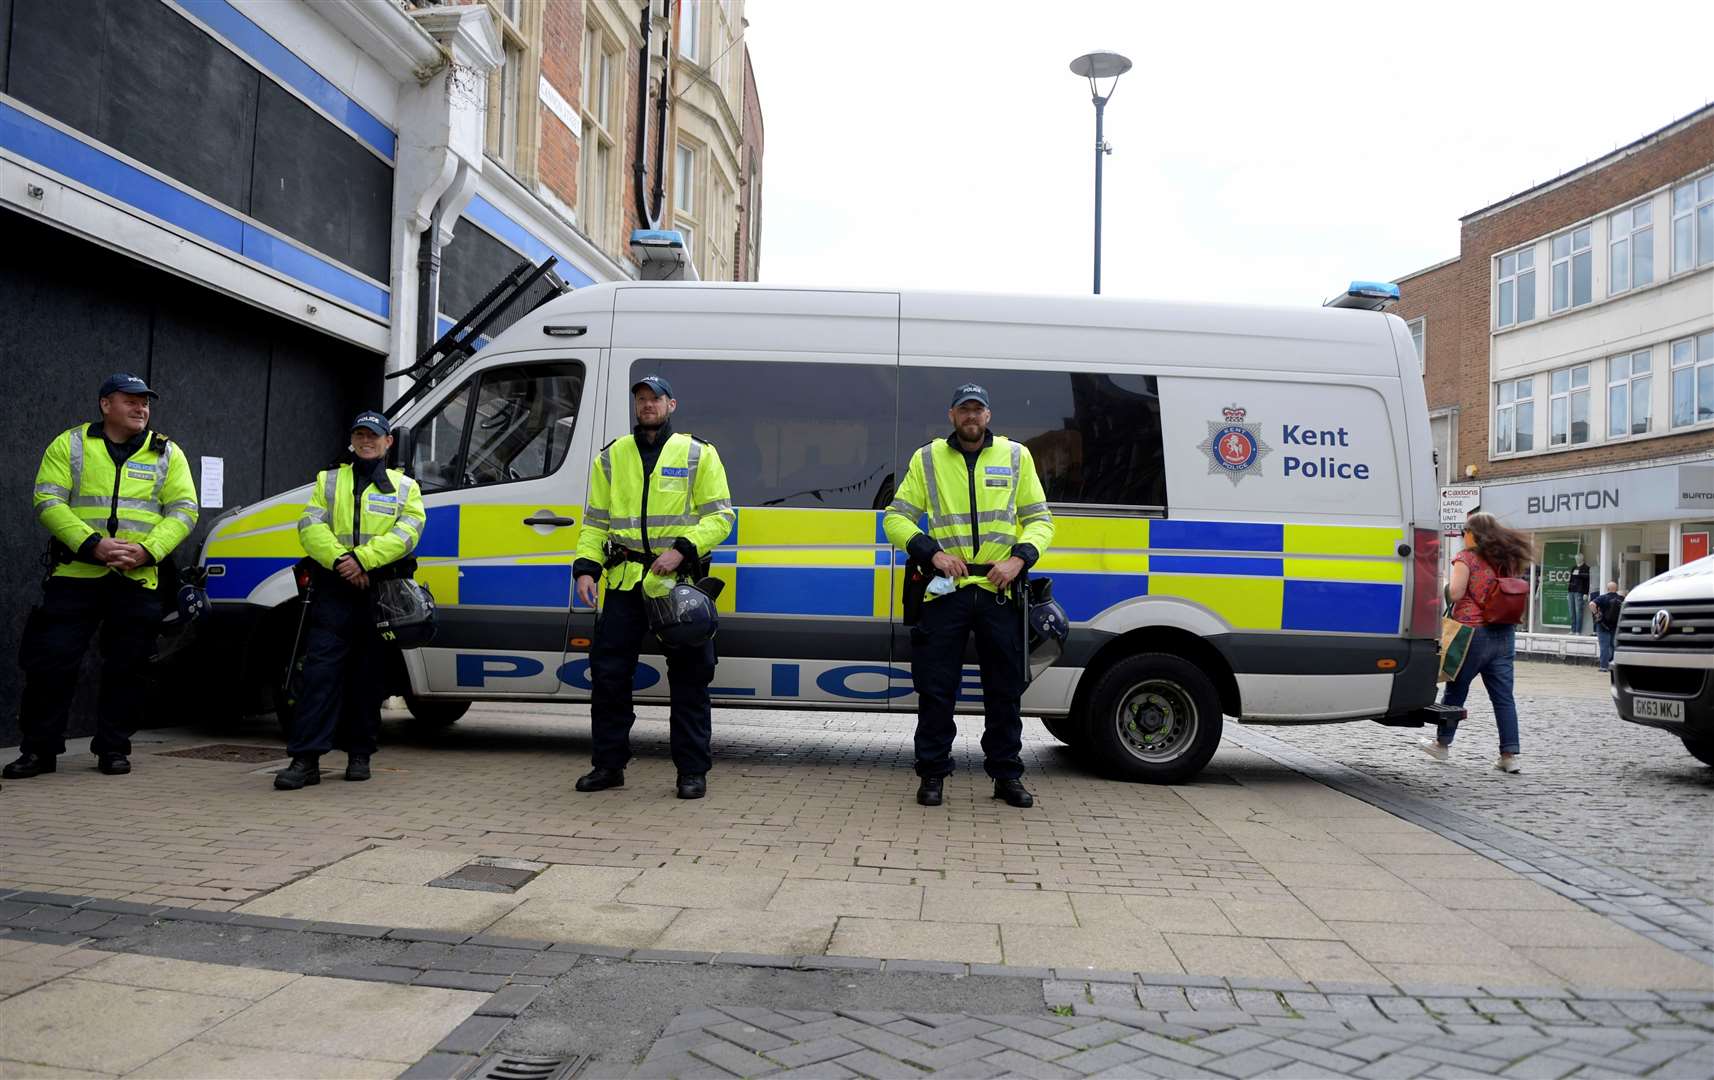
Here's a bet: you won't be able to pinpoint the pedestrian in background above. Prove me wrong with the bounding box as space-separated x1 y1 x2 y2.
1590 582 1625 673
274 412 424 791
6 374 197 781
1423 512 1532 774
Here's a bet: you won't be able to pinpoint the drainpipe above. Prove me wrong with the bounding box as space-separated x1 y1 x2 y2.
415 195 447 359
633 1 670 230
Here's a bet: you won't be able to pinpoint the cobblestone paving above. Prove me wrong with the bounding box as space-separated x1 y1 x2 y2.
1230 662 1714 961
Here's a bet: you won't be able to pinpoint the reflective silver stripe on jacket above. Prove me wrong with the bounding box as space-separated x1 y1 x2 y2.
67 428 85 499
1007 443 1022 520
35 482 70 500
114 517 158 534
695 498 732 516
646 513 701 528
608 515 642 531
885 497 924 521
1017 500 1051 522
153 441 173 502
684 438 702 501
598 447 613 485
71 495 160 512
918 446 942 528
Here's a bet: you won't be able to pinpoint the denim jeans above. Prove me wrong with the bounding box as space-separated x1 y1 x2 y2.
1568 592 1587 634
1438 623 1520 754
1596 625 1615 670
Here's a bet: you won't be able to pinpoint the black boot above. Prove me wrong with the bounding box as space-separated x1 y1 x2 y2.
676 773 706 800
3 753 56 779
274 756 321 790
575 766 625 792
97 753 131 775
993 778 1034 808
344 754 371 782
916 775 944 807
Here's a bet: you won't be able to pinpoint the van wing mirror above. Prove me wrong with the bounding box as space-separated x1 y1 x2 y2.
392 425 415 475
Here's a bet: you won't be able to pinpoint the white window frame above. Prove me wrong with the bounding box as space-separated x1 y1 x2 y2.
1672 173 1714 274
1494 376 1534 455
1548 364 1591 448
1550 225 1592 313
673 139 700 261
1608 200 1654 296
1495 246 1535 328
1407 317 1425 372
1670 331 1714 429
1607 349 1653 439
579 23 621 250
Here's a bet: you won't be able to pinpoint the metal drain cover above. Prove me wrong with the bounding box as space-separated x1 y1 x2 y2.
153 744 287 764
471 1052 585 1079
429 857 547 894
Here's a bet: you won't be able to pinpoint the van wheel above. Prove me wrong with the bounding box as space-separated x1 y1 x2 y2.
404 694 469 728
1684 735 1714 767
1040 716 1082 747
1082 653 1223 783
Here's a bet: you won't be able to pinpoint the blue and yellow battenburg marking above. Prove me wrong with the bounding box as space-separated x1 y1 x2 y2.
204 502 1404 635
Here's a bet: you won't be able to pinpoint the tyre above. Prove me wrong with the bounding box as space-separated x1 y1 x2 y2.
404 693 470 728
1684 734 1714 767
1040 715 1082 747
1080 652 1224 783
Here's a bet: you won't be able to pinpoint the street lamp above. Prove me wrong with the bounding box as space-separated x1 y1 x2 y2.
1069 50 1131 295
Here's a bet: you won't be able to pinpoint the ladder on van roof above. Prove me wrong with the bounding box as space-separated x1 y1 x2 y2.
385 256 572 417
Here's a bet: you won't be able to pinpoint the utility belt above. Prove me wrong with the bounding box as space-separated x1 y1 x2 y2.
603 541 712 579
902 559 1023 626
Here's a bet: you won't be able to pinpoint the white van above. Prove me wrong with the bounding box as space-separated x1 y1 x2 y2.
193 282 1454 782
1610 554 1714 766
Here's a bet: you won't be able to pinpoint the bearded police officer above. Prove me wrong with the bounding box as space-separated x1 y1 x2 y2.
274 411 425 791
884 384 1055 808
572 375 734 800
6 373 198 780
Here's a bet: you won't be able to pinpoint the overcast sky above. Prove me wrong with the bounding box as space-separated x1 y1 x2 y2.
741 0 1714 307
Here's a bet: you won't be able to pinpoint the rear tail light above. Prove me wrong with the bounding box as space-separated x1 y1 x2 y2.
1410 527 1441 639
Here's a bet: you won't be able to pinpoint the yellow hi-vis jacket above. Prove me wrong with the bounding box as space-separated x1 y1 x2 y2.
33 425 198 590
576 432 734 592
297 463 426 572
884 432 1056 596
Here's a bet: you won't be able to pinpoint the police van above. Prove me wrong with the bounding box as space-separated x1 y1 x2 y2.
194 279 1451 783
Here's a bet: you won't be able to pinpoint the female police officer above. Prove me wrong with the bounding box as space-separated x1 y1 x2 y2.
274 411 425 790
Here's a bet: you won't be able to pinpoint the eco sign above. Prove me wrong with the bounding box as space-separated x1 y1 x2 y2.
1540 541 1578 629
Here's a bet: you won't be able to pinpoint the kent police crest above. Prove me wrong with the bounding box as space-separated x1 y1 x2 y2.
1198 404 1271 486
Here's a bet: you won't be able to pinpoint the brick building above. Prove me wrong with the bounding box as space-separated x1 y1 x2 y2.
1396 104 1714 657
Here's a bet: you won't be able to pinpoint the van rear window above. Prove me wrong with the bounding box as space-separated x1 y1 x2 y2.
899 369 1167 511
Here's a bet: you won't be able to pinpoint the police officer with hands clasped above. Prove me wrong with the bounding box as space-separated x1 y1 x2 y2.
7 373 198 781
885 384 1056 809
274 411 425 791
573 375 733 800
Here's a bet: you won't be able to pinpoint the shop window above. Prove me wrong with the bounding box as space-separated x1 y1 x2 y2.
1670 332 1714 428
1496 247 1535 328
1671 174 1714 273
1494 377 1534 454
1607 350 1652 438
1551 225 1592 313
1549 364 1590 447
1609 200 1653 294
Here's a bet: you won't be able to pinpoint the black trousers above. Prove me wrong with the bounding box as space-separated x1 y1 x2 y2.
18 574 161 757
588 584 715 775
289 579 383 758
909 584 1027 781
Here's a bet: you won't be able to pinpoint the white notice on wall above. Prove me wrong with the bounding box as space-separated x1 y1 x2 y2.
200 456 224 510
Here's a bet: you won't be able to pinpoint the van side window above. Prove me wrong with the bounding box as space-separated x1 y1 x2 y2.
410 362 584 492
633 359 897 509
899 369 1167 510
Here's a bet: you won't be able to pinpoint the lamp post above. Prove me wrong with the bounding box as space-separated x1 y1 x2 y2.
1069 50 1131 295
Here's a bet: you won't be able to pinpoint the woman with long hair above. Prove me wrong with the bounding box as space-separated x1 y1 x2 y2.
1423 511 1533 773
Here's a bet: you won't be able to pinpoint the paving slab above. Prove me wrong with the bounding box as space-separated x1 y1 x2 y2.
922 888 1077 928
830 918 1001 965
0 977 245 1074
515 864 645 903
68 952 298 1001
999 924 1180 972
653 908 837 955
197 975 487 1064
618 867 787 911
318 847 475 886
768 879 925 921
126 1041 400 1079
485 897 681 947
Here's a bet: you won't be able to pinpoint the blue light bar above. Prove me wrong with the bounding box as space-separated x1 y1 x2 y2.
1324 280 1400 311
630 229 685 248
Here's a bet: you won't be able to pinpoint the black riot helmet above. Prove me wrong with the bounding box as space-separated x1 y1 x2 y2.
646 577 723 648
1025 577 1069 679
372 578 438 648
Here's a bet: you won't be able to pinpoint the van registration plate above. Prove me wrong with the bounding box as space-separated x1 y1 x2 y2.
1631 696 1683 722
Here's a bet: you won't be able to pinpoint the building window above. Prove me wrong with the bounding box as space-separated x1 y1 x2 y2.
579 26 619 249
1496 247 1535 327
1609 200 1653 295
1671 332 1714 428
484 1 536 177
1672 174 1714 273
673 141 699 261
679 0 702 62
1607 349 1652 438
1548 364 1590 447
1494 377 1534 454
1407 317 1425 372
1550 225 1592 313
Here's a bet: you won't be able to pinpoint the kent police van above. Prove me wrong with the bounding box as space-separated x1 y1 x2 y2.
192 280 1451 783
